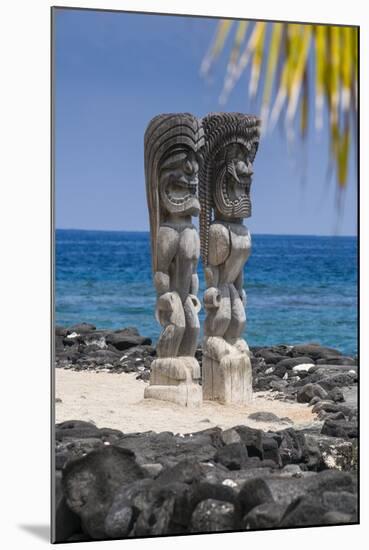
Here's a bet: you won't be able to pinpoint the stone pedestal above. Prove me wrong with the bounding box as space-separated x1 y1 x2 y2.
202 338 252 405
144 356 202 407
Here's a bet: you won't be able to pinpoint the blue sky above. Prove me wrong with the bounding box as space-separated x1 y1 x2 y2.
54 8 357 236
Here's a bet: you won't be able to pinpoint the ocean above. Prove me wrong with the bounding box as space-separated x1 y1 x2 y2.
55 229 358 356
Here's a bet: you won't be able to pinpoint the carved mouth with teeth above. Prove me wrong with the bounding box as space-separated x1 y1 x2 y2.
214 166 252 219
160 172 200 216
166 178 198 205
222 176 251 206
159 150 200 216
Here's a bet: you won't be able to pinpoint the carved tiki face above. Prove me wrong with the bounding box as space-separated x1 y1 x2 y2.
159 147 200 217
214 141 254 220
199 113 260 266
145 113 204 272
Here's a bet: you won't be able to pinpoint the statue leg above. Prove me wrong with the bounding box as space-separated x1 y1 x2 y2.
145 292 202 407
204 283 231 339
178 295 200 357
156 292 185 358
203 283 252 404
225 283 249 354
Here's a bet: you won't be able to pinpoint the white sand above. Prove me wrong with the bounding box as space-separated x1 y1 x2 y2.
55 370 316 434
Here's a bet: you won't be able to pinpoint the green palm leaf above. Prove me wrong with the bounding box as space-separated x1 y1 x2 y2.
201 20 358 188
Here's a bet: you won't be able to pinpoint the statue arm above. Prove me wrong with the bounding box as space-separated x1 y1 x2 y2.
202 265 220 310
154 271 170 296
208 223 230 267
154 227 179 296
234 268 246 304
203 223 229 309
204 265 219 289
190 273 199 295
234 268 243 294
234 227 250 303
204 223 230 289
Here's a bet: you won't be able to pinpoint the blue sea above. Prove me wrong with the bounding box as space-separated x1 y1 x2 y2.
55 229 358 356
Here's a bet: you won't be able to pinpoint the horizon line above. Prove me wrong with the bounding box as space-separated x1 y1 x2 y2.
55 227 357 238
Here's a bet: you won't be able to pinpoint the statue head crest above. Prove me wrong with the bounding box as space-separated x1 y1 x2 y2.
144 113 204 273
199 112 260 266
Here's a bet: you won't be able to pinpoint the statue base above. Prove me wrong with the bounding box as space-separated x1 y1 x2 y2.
144 356 202 407
202 337 252 405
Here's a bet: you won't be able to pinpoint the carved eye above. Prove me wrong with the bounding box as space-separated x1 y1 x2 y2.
183 159 194 175
235 160 247 175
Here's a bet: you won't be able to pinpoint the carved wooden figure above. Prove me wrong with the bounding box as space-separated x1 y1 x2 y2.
144 113 204 406
199 112 260 404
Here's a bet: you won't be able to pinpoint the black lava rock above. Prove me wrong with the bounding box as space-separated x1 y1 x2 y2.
322 511 356 524
316 356 357 366
327 387 345 402
320 411 346 422
254 350 285 364
116 429 218 467
322 491 358 519
62 446 145 539
296 383 328 403
321 419 358 439
279 495 329 527
278 428 304 466
312 401 352 417
275 356 315 370
68 323 97 333
56 326 69 337
56 420 102 441
318 372 357 391
54 416 358 540
105 328 152 351
55 324 154 377
157 459 205 485
131 481 190 537
248 411 282 423
253 375 282 391
54 471 82 542
233 426 264 459
237 478 274 516
243 502 287 529
215 443 249 470
291 344 342 360
190 499 235 533
272 364 288 378
262 434 281 466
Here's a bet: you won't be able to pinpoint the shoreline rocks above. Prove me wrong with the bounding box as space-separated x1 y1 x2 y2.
55 323 358 388
54 324 358 541
55 324 358 447
56 324 155 379
54 419 358 541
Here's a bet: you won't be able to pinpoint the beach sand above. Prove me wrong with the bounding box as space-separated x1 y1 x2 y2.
55 370 317 434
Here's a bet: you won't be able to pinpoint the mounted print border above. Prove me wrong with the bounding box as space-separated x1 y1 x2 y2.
51 5 359 544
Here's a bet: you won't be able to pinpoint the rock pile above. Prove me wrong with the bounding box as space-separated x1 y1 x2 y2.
54 325 358 541
54 419 358 542
249 343 358 442
55 325 358 393
55 324 154 380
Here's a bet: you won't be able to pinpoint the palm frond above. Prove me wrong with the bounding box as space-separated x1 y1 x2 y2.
300 67 309 138
286 25 312 135
221 21 249 103
249 22 266 98
220 21 266 104
201 20 358 188
200 20 233 76
315 25 326 130
260 22 283 130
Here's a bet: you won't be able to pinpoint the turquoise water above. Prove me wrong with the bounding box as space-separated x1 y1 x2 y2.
55 229 358 356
